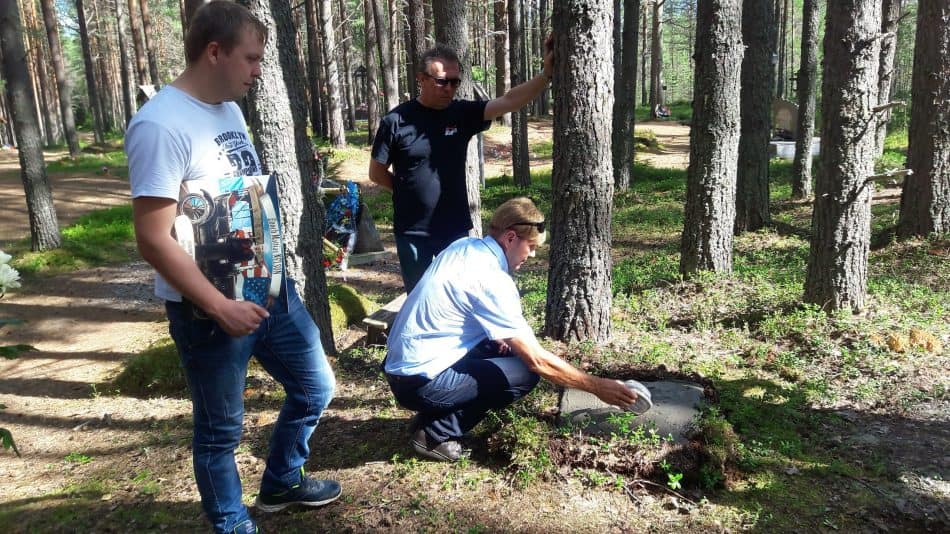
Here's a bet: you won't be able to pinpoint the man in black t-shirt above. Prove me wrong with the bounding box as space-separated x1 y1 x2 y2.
370 40 554 292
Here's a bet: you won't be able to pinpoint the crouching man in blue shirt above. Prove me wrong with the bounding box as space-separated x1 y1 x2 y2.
382 197 640 461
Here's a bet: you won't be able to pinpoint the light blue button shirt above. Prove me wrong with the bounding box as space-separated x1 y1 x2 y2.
385 236 534 378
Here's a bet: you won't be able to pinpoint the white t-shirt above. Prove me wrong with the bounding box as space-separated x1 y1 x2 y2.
384 236 534 378
126 85 263 301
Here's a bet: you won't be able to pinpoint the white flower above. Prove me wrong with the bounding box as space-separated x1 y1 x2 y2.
0 263 21 292
0 250 11 264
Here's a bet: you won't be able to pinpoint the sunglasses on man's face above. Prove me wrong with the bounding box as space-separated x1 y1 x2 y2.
510 221 546 234
424 72 462 88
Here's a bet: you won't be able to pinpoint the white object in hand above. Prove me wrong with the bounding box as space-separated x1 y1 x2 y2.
623 379 653 415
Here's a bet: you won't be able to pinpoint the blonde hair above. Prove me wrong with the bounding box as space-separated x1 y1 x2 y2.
488 197 546 244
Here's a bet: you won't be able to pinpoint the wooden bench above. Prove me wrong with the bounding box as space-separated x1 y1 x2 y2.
362 292 407 346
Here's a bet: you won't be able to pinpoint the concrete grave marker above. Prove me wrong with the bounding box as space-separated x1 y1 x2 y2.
559 380 706 444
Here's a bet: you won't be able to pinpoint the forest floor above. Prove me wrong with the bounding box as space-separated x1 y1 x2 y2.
0 119 947 532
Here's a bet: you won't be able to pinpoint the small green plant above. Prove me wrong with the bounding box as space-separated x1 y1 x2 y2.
64 452 93 465
658 459 684 490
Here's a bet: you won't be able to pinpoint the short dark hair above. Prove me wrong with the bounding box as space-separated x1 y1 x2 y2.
184 1 268 65
418 44 460 74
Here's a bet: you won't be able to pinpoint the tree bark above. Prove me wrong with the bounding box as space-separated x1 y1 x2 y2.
791 0 819 199
734 0 774 233
239 0 335 353
873 0 903 157
612 0 639 191
317 0 346 146
0 1 61 250
41 0 80 158
362 0 381 145
406 0 425 99
508 0 530 187
434 0 484 235
25 0 57 147
76 0 105 144
305 0 324 138
90 0 117 132
648 0 664 118
898 0 950 237
115 0 136 127
127 0 149 86
493 0 511 126
139 0 162 86
372 0 399 112
544 0 614 344
337 0 357 131
680 0 742 277
804 0 882 313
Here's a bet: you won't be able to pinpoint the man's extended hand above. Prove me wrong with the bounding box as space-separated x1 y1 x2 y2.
592 377 638 408
208 299 270 337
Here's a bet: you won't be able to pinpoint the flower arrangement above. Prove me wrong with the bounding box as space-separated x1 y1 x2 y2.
0 251 21 298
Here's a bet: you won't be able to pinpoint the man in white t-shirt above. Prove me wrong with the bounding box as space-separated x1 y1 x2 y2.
383 197 640 462
125 3 338 532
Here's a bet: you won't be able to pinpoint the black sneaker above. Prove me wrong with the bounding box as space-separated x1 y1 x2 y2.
255 469 342 513
410 428 468 462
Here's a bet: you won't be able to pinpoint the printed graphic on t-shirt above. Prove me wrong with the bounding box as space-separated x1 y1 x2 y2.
173 174 284 317
444 125 458 136
214 130 260 176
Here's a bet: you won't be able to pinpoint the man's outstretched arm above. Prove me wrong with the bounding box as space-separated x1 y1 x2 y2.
505 335 638 408
132 196 269 336
484 35 554 121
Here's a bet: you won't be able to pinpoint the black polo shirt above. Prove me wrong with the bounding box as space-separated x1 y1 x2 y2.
371 98 490 239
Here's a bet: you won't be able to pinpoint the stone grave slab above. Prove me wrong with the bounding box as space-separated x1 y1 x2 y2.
559 380 706 444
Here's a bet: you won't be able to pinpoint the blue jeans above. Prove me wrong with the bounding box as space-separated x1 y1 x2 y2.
394 231 468 293
385 342 540 443
166 281 335 534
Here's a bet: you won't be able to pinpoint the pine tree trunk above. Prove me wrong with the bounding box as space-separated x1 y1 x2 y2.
537 0 549 114
305 0 324 139
640 3 648 107
362 0 381 145
76 0 104 144
406 0 425 100
804 0 881 313
508 0 529 187
775 0 788 99
372 0 399 112
127 0 149 86
680 0 742 277
239 0 335 353
493 0 511 126
0 3 61 250
336 0 356 130
90 0 116 132
898 0 950 237
612 0 639 191
41 0 80 158
115 0 136 127
544 0 614 344
434 0 483 235
648 0 664 118
317 0 346 146
873 0 903 158
139 0 161 86
24 1 57 147
791 0 818 199
735 0 774 233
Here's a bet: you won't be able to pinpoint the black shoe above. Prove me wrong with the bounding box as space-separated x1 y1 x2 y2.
410 428 467 462
255 470 342 513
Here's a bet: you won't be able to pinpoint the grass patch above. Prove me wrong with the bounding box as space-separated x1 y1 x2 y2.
46 148 127 175
11 205 136 275
110 338 186 398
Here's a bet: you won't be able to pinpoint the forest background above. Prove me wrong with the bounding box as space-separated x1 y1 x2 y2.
0 0 948 532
